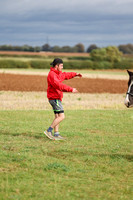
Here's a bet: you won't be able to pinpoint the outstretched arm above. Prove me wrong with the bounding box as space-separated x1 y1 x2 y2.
49 73 73 92
62 72 82 80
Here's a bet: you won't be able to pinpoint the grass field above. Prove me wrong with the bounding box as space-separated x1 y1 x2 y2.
0 110 133 200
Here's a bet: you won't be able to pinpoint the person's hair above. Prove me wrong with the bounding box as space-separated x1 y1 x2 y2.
50 58 63 67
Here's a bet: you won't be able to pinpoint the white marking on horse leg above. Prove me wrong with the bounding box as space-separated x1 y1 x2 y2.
125 81 133 107
124 94 129 107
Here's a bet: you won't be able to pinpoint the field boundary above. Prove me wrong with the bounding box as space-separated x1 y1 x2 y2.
0 51 89 57
0 69 128 80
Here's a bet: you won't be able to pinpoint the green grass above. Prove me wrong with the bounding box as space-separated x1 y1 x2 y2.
0 110 133 200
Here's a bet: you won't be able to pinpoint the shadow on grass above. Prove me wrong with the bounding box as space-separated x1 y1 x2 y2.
98 153 133 162
0 130 44 139
47 150 133 162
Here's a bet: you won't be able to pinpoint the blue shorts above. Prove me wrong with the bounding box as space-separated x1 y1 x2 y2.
49 99 64 114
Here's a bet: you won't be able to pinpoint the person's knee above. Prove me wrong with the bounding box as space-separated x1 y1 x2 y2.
62 114 65 120
60 113 65 120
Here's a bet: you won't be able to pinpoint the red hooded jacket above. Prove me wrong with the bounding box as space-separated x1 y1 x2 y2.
47 67 77 101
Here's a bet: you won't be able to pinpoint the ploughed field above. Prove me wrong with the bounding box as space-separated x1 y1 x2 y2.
0 51 89 57
0 73 128 93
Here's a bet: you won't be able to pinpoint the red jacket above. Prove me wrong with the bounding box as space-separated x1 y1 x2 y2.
47 67 77 101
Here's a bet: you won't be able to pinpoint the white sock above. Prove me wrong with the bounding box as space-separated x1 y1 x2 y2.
54 132 59 136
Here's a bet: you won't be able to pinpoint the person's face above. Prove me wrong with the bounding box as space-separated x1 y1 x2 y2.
57 63 63 71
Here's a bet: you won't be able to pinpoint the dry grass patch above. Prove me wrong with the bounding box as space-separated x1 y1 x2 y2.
0 91 126 110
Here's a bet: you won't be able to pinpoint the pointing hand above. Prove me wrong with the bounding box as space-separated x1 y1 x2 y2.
72 88 78 93
76 73 82 78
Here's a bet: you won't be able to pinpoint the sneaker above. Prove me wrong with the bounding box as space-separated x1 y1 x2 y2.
44 130 55 140
54 134 65 140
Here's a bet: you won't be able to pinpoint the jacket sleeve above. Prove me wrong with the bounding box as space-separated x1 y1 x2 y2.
62 72 77 80
49 72 73 92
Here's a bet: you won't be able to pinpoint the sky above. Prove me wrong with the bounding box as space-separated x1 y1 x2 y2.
0 0 133 49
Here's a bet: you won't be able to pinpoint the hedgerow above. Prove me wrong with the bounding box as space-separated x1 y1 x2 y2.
0 58 133 69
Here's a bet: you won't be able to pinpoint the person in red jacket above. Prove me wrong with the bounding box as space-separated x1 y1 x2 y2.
44 58 82 140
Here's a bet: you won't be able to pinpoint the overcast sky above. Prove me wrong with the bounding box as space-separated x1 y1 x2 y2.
0 0 133 49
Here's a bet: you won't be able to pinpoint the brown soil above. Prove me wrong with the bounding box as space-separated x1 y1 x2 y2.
0 51 89 57
0 73 128 93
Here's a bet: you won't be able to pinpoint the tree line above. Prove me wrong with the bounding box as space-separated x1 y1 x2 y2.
0 43 133 54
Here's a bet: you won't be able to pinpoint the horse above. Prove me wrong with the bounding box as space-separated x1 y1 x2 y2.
124 70 133 108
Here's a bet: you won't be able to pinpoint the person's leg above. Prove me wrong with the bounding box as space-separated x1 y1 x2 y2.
44 100 65 140
52 113 66 139
54 113 59 133
50 112 65 129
